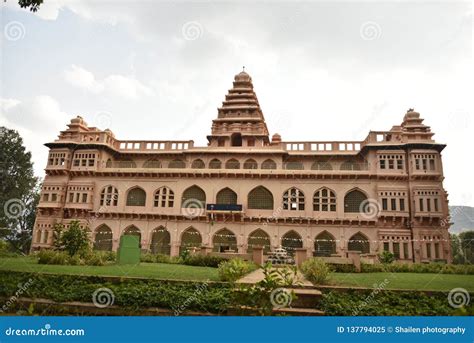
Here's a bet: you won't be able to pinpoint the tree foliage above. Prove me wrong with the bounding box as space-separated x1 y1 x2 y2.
18 0 43 12
0 127 40 254
60 220 91 256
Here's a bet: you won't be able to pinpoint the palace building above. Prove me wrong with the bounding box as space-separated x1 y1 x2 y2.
31 70 451 263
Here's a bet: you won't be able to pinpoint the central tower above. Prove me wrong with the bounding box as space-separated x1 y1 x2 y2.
207 70 270 147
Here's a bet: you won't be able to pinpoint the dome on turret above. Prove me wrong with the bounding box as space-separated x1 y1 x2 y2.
234 70 252 82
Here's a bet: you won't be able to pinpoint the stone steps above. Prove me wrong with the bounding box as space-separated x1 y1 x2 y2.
273 307 325 316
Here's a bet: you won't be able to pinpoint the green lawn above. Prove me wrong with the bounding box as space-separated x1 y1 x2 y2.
0 256 219 281
329 272 474 291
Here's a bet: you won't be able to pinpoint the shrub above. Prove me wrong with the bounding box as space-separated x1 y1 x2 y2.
140 253 155 263
301 258 330 284
379 251 395 264
329 263 356 273
83 252 105 266
218 258 256 282
60 221 91 256
37 250 69 265
360 262 474 275
37 249 106 266
182 254 229 268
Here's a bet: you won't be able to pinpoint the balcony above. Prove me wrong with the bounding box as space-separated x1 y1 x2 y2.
207 204 243 212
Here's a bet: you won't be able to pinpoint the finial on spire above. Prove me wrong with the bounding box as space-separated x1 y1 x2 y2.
243 66 245 72
407 108 414 113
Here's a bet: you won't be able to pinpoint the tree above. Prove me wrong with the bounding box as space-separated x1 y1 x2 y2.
0 127 39 254
18 0 43 12
459 231 474 264
450 233 465 264
60 220 90 256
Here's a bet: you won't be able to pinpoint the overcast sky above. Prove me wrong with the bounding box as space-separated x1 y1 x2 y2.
0 0 472 206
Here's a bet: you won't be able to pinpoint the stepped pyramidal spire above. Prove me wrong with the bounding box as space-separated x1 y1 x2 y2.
207 69 270 147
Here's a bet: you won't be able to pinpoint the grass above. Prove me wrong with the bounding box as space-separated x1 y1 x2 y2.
329 272 474 291
0 256 219 281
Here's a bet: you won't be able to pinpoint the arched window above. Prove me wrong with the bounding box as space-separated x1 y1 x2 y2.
122 225 141 247
281 230 303 255
115 160 136 168
106 159 112 168
94 225 113 251
340 161 361 171
36 229 42 243
191 159 205 169
285 161 304 170
212 228 237 252
182 185 206 207
43 230 49 244
143 159 162 168
243 159 258 169
313 188 336 212
225 159 240 169
100 186 118 206
247 229 271 254
283 187 305 211
261 159 276 170
209 159 222 169
154 187 174 208
314 231 336 257
150 226 171 255
311 161 332 170
180 227 202 253
169 159 186 168
348 232 370 254
248 186 273 210
216 188 237 205
344 189 367 213
126 187 146 206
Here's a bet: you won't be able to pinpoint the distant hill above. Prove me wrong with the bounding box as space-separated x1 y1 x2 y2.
449 206 474 234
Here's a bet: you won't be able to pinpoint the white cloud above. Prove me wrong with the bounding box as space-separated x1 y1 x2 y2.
63 64 153 99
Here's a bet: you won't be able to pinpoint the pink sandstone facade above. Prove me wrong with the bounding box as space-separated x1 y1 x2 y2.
31 70 452 263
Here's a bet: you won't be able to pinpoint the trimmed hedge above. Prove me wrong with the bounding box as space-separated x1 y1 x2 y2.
0 271 231 314
321 289 474 316
182 255 229 268
361 263 474 275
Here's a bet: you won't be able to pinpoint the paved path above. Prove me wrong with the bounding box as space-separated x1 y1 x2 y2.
236 268 313 287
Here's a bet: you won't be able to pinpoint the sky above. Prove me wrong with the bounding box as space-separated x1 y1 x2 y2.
0 0 472 206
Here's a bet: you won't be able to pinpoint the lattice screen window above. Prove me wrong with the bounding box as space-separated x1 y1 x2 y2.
243 159 258 169
191 159 205 169
348 233 370 253
285 161 304 170
100 186 118 206
344 190 367 212
182 186 206 207
311 161 333 170
314 231 336 256
340 161 361 171
126 187 146 206
225 159 240 169
94 225 113 251
248 186 274 209
154 187 174 207
313 188 336 211
209 159 222 169
261 159 276 169
143 159 162 168
283 187 305 211
216 188 237 205
169 159 186 168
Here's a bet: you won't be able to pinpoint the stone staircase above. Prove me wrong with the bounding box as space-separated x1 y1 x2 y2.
272 288 325 316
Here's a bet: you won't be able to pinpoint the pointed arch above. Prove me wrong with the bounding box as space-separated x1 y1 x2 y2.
314 230 336 257
150 226 171 255
340 161 361 171
281 230 303 254
191 159 205 169
169 159 186 168
94 225 113 251
348 232 370 254
180 227 202 253
122 225 141 247
248 186 274 210
100 185 118 207
212 228 237 252
154 186 174 208
311 161 332 170
283 187 305 211
261 159 276 170
313 187 336 212
285 161 304 170
225 158 240 169
209 159 222 169
182 185 206 207
247 228 271 254
216 187 237 205
143 159 162 168
344 188 368 213
126 186 146 206
243 159 258 169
